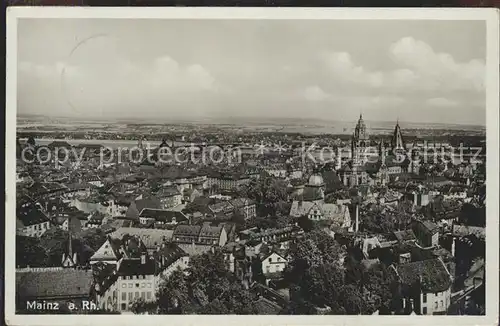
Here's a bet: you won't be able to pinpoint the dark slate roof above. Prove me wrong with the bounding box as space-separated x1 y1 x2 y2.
395 258 452 293
135 196 161 212
17 206 50 227
16 269 93 299
117 257 156 276
153 243 188 272
139 208 188 223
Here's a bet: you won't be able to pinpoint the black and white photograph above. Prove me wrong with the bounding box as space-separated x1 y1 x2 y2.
5 7 499 326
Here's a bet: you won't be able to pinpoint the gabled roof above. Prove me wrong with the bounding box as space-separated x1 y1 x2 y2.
395 258 452 293
117 257 156 276
416 220 439 234
156 186 181 197
139 208 188 223
208 201 234 214
134 196 162 212
172 224 224 244
16 269 93 299
110 227 173 249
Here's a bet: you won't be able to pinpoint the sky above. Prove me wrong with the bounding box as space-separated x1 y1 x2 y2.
17 19 487 125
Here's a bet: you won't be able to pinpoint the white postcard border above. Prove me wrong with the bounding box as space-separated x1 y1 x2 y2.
5 6 500 326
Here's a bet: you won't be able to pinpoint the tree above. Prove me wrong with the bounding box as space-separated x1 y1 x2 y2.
157 269 192 314
16 235 48 267
130 297 158 314
231 210 246 226
297 215 314 232
156 250 260 315
241 175 289 217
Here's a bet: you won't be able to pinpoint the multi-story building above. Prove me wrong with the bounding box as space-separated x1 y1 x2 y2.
95 244 189 313
412 220 440 248
16 205 51 238
230 198 257 220
392 258 453 315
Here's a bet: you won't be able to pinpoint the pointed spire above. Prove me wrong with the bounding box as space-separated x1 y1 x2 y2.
68 224 73 259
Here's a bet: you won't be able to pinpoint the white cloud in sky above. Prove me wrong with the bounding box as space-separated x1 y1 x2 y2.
389 37 485 92
321 36 485 94
17 32 485 125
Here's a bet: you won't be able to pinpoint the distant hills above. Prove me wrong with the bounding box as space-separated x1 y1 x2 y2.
17 113 485 132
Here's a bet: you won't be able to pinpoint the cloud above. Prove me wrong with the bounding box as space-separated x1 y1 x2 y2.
322 52 384 88
426 97 459 107
303 85 331 102
389 37 485 92
321 37 485 94
18 56 221 117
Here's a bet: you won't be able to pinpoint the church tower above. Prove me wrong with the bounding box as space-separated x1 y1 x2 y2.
351 114 370 165
62 221 77 268
391 120 405 153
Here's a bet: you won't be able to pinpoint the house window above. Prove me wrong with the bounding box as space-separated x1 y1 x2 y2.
141 292 145 299
440 300 444 308
423 307 427 315
141 283 146 288
423 293 427 303
147 283 152 288
122 292 126 301
121 303 126 310
128 292 133 301
435 302 438 309
135 292 139 298
147 292 152 300
269 258 272 263
128 284 133 288
122 284 126 288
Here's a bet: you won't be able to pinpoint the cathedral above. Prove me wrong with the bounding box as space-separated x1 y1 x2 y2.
337 114 408 188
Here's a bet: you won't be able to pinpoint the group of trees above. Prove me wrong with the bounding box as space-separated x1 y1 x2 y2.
360 201 413 234
238 174 291 217
284 230 397 315
133 250 261 315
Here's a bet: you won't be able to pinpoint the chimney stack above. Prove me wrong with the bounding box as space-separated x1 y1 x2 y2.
141 253 146 265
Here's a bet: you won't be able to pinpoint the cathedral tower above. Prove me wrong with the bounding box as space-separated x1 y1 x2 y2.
391 120 405 153
351 114 370 165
